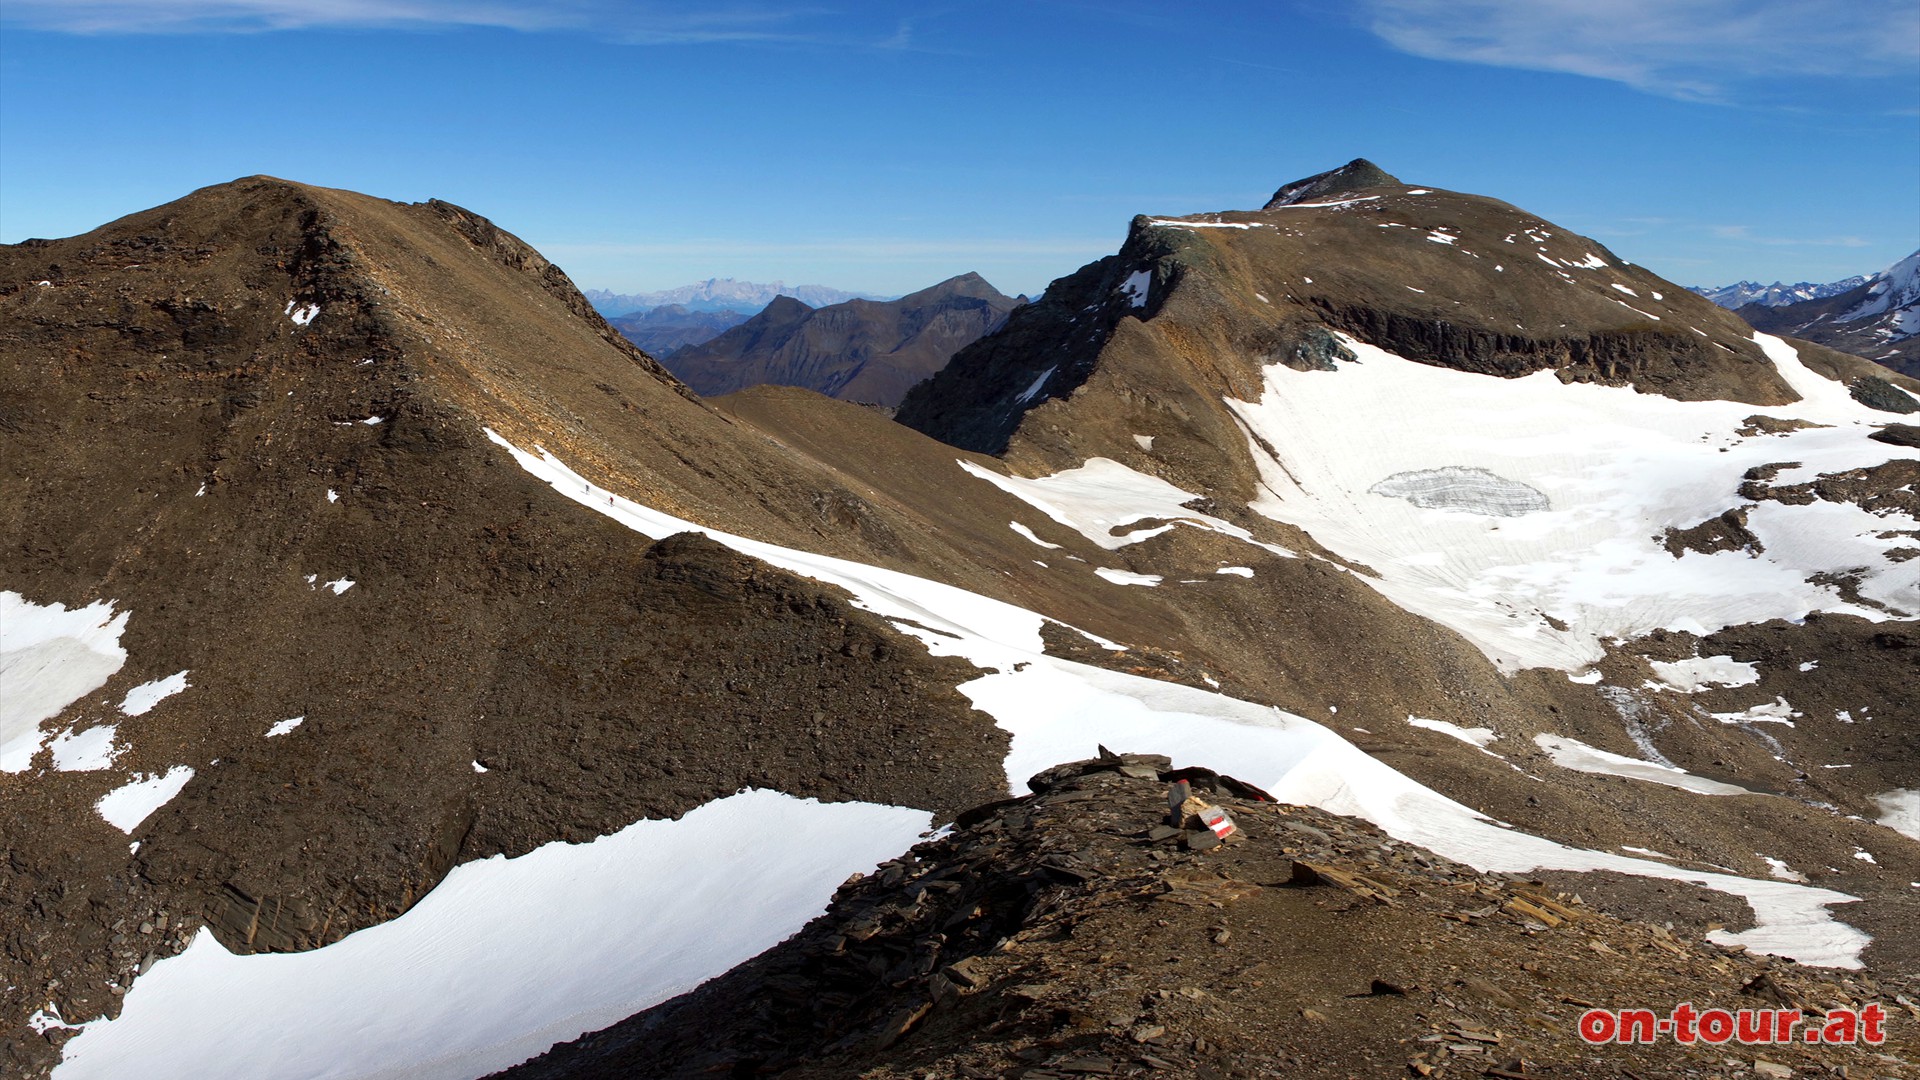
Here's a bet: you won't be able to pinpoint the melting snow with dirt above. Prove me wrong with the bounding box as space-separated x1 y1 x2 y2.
1532 734 1751 797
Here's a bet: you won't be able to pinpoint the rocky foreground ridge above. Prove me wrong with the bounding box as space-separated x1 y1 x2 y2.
503 753 1919 1079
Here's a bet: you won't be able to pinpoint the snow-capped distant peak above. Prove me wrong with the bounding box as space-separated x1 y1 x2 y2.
1838 249 1920 334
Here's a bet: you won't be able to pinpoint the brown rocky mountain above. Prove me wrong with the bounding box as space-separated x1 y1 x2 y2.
896 165 1880 457
1735 251 1920 380
4 168 1918 1080
606 302 752 355
661 272 1020 406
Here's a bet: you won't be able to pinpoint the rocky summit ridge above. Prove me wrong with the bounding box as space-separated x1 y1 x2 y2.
1264 157 1402 209
5 166 1919 1080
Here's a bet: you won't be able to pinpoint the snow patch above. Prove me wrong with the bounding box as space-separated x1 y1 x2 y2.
1014 366 1055 404
1007 521 1061 550
120 670 189 716
0 592 130 772
1872 789 1919 842
485 431 1875 969
958 457 1294 558
1533 734 1750 796
1094 567 1162 587
1263 196 1381 210
285 301 320 327
1646 655 1760 693
1120 270 1151 308
1215 566 1254 578
325 579 356 595
1762 856 1808 883
49 725 120 771
1132 434 1154 451
1407 716 1496 749
265 717 304 738
96 766 196 833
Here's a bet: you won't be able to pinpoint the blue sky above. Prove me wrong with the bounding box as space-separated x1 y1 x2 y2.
2 1 1915 297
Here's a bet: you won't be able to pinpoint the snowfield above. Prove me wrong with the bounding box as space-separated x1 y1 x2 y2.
1221 332 1918 672
53 791 932 1080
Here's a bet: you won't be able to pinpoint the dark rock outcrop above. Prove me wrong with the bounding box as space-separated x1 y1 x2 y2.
1264 157 1402 208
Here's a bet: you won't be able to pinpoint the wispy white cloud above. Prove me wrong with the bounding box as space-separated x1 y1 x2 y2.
0 0 829 42
1355 0 1920 102
1710 224 1873 248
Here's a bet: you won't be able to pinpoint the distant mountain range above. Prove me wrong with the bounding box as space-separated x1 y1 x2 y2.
1690 277 1867 309
606 304 753 356
659 272 1021 407
584 279 885 317
1730 249 1920 377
